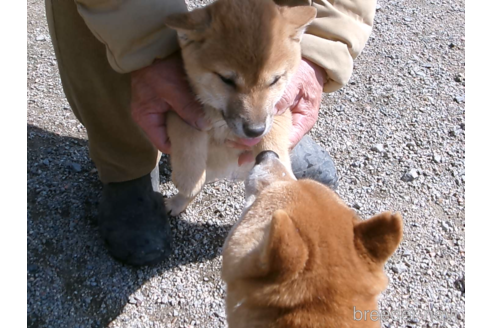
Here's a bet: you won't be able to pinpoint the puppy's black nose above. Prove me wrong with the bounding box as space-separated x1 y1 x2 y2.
255 151 279 165
243 123 266 138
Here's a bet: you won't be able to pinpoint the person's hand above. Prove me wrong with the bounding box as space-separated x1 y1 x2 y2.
131 52 209 154
275 58 326 149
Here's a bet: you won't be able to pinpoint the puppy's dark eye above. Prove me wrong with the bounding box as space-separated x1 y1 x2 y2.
270 75 281 87
216 73 236 88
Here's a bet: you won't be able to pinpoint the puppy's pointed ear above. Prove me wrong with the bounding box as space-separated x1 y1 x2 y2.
354 212 403 265
164 7 211 44
279 6 317 42
260 210 308 278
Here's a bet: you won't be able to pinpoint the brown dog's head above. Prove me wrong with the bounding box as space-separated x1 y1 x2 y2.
165 0 316 139
222 151 403 327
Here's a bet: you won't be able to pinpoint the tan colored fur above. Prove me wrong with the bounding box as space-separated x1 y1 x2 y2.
222 154 404 328
164 0 316 215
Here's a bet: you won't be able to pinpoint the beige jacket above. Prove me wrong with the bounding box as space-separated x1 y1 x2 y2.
75 0 376 92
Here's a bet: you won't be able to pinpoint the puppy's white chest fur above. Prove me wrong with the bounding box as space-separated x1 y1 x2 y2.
203 106 253 182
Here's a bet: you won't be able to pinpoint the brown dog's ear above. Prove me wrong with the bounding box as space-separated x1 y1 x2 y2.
260 210 308 278
164 7 211 44
221 210 307 282
278 5 317 42
354 212 403 265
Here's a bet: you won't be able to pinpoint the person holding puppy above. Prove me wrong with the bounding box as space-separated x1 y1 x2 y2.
45 0 376 266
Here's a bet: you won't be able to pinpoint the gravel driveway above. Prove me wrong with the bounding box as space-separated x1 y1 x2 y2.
27 0 465 327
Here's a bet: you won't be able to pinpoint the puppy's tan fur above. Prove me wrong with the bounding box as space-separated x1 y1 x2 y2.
222 154 403 328
164 0 316 215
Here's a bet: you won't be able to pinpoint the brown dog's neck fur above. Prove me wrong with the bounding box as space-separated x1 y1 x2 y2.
228 281 382 328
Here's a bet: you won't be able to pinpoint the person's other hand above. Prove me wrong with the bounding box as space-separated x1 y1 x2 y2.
131 52 209 154
275 58 326 149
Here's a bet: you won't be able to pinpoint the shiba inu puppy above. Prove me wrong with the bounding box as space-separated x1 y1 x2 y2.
222 151 404 328
163 0 317 215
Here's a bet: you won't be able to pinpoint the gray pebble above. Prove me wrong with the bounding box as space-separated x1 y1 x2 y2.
371 144 385 153
134 293 144 302
27 263 39 274
391 263 407 274
68 162 82 172
401 169 419 182
441 221 451 233
454 95 465 103
454 74 464 82
454 278 465 293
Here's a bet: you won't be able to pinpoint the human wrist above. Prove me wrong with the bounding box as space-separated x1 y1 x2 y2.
301 58 326 90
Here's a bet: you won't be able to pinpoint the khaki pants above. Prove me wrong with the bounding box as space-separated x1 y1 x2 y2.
45 0 162 183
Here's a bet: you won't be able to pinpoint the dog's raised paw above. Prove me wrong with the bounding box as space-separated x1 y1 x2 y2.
165 194 192 216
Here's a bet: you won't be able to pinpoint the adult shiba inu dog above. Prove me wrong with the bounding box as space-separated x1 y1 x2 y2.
222 151 404 328
163 0 316 215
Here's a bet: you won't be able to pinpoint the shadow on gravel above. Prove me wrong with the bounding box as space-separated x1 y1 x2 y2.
27 124 231 327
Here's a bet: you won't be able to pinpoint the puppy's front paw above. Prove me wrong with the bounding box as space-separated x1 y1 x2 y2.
165 193 192 216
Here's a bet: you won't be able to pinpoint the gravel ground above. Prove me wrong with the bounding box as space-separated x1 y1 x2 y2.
27 0 465 327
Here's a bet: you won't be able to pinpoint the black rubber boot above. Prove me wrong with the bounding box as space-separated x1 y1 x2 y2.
290 135 339 189
98 166 171 266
